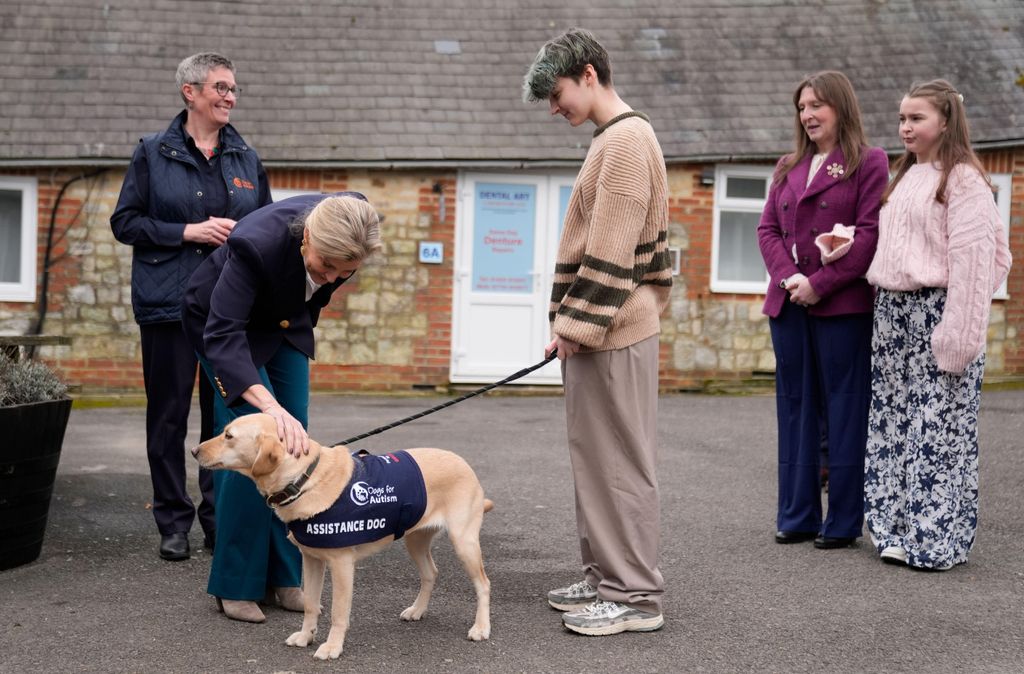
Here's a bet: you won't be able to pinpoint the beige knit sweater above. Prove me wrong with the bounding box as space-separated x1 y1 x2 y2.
866 162 1012 373
551 112 672 351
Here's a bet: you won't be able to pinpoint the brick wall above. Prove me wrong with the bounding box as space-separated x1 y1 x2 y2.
2 154 1020 394
660 164 777 389
982 148 1024 374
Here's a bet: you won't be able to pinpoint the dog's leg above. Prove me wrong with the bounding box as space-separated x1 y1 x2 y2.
314 555 356 660
400 528 439 621
447 512 491 641
286 553 324 649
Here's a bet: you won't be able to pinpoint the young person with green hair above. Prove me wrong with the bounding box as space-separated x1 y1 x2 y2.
523 27 672 636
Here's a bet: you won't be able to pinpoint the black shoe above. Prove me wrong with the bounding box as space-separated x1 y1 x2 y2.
159 532 190 561
203 531 215 551
813 535 855 549
775 530 817 544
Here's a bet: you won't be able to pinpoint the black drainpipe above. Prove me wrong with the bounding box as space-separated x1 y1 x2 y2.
27 168 108 358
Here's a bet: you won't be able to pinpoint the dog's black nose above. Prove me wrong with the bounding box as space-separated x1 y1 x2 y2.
190 446 200 458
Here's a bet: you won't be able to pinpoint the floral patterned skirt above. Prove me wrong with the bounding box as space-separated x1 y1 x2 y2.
864 287 985 570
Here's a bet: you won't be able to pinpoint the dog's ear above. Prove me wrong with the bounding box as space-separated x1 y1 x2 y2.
250 432 281 478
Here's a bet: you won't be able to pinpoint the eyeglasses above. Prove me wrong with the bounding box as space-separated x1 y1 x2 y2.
191 81 242 97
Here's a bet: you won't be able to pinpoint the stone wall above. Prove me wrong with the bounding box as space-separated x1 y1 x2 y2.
1 150 1021 394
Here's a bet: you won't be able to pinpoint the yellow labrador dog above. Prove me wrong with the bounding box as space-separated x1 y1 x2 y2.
192 413 491 660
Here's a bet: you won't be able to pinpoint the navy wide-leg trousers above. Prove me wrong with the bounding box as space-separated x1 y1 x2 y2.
769 303 872 539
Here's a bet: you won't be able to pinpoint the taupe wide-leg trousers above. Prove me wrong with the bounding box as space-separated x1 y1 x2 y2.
562 334 664 614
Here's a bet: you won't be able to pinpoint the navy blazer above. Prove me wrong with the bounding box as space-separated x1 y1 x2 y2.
757 146 889 318
182 192 366 406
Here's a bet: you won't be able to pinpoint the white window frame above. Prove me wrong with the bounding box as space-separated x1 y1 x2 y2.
991 173 1011 300
0 176 38 302
710 164 774 294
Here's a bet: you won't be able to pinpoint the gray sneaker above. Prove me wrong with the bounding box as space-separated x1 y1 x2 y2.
547 580 598 611
561 600 664 636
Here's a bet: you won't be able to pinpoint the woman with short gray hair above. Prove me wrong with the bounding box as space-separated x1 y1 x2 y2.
110 51 270 569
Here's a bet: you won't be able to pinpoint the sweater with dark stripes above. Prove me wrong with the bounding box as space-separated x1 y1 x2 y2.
551 112 672 350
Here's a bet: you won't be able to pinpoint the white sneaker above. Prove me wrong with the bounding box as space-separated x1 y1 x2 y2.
547 580 598 611
561 600 664 636
880 546 907 565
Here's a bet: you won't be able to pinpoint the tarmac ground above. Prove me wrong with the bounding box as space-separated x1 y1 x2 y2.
1 389 1022 673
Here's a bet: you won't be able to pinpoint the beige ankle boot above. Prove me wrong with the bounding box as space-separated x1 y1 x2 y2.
216 598 266 623
273 586 304 612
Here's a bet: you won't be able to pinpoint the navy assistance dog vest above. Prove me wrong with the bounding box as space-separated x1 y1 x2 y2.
289 451 427 548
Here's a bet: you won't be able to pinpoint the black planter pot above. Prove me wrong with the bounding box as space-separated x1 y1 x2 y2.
0 398 72 571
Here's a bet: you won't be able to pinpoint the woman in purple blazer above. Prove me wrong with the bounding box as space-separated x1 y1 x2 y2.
183 192 382 622
757 71 889 549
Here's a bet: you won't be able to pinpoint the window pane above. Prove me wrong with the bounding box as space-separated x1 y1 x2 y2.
726 176 766 200
718 210 765 283
0 189 22 283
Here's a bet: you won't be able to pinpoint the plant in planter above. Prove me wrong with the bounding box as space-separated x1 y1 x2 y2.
0 355 72 571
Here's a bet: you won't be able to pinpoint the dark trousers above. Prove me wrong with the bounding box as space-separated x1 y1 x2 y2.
769 303 872 539
200 344 306 600
140 321 215 537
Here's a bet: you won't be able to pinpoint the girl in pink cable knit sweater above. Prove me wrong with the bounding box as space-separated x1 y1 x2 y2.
864 79 1012 572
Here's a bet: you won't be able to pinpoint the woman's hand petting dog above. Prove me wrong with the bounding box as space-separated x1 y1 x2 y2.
241 383 310 455
264 404 310 456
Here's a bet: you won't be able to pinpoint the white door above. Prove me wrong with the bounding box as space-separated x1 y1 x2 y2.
451 172 576 384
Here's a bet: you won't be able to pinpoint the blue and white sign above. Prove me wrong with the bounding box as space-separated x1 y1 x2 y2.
472 183 535 294
418 241 444 264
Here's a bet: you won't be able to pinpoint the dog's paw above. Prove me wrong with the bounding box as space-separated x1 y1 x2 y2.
313 642 344 660
467 624 491 641
400 605 426 621
285 630 314 648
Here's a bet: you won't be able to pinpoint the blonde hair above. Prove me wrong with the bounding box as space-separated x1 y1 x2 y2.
882 79 988 205
774 71 869 186
304 196 382 261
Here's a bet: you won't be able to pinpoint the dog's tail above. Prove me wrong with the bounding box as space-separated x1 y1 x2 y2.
483 498 494 513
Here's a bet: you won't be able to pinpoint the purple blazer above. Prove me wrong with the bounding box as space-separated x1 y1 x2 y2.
757 146 888 318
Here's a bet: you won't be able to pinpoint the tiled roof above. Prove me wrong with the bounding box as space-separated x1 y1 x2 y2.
2 0 1022 165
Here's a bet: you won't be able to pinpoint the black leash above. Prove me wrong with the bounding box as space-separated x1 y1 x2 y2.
333 350 558 446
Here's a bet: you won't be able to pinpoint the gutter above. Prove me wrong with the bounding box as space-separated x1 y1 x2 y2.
3 138 1022 169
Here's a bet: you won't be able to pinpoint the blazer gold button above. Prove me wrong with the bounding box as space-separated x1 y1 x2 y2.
279 320 290 328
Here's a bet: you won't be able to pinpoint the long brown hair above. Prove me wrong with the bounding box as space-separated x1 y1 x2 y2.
774 71 869 186
882 79 989 205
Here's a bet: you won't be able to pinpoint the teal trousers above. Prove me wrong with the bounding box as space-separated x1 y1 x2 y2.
200 344 308 600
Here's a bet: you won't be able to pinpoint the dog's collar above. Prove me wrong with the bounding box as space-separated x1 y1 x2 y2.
266 455 320 508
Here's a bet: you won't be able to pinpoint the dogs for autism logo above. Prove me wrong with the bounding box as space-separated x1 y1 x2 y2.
349 481 371 506
349 479 399 506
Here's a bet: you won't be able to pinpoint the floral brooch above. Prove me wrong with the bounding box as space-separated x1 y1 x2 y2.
827 163 845 178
